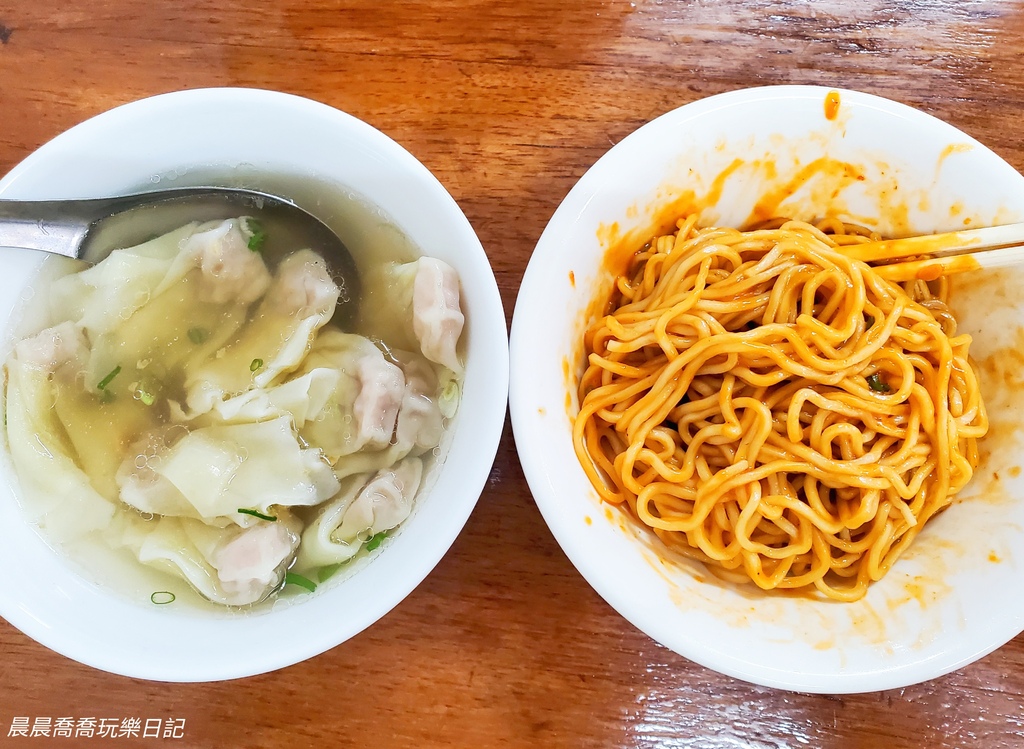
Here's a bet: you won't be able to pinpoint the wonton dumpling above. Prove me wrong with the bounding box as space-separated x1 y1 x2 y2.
116 415 339 526
185 249 340 415
290 329 405 462
387 350 445 452
12 324 163 502
331 349 445 480
118 512 301 606
52 219 272 396
361 258 464 373
10 322 160 501
4 323 116 541
407 258 464 373
295 456 423 570
176 219 273 305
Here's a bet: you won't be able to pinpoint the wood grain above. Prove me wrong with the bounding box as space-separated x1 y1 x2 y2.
3 1 1024 747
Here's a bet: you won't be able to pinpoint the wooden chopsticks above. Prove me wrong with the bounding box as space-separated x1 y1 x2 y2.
839 222 1024 282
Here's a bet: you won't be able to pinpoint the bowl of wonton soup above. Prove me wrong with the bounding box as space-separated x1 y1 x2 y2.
0 88 508 681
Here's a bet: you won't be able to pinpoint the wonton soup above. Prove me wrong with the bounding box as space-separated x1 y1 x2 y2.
3 211 464 609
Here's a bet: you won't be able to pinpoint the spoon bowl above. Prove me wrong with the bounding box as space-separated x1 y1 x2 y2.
0 186 360 325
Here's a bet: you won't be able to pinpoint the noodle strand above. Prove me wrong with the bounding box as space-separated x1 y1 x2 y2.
573 218 988 601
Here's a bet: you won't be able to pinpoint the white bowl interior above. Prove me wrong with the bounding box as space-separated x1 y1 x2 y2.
510 85 1024 693
0 88 509 681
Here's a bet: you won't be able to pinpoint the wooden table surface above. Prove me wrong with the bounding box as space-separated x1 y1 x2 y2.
3 1 1024 747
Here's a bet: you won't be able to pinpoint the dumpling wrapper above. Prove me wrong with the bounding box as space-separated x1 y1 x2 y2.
117 512 301 606
196 334 447 481
359 258 465 374
50 219 272 395
49 222 196 337
295 456 423 571
204 368 340 426
184 248 340 415
117 415 339 526
4 323 117 542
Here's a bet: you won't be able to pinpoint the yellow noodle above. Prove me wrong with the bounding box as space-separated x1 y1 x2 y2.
573 218 988 601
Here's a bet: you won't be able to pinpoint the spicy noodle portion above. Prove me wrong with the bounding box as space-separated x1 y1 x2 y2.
573 216 988 601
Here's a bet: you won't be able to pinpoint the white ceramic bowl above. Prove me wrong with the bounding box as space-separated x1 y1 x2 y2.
510 85 1024 693
0 88 509 681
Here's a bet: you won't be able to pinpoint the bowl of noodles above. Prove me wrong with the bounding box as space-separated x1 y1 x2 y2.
510 85 1024 693
0 88 509 681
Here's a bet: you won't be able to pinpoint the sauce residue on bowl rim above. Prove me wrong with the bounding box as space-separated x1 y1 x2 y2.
824 89 841 121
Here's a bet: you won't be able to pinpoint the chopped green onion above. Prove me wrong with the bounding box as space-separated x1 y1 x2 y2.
237 508 277 522
150 591 176 605
865 315 875 328
866 373 892 393
285 572 317 593
365 530 388 551
97 365 121 390
250 358 264 372
318 562 346 583
438 376 460 419
132 375 161 406
245 218 266 252
99 389 116 404
187 327 209 344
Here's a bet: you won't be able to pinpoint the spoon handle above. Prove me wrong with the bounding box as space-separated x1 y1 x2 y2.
0 198 120 259
0 189 360 330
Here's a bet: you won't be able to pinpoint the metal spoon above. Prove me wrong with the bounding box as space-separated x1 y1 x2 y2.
0 186 360 325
